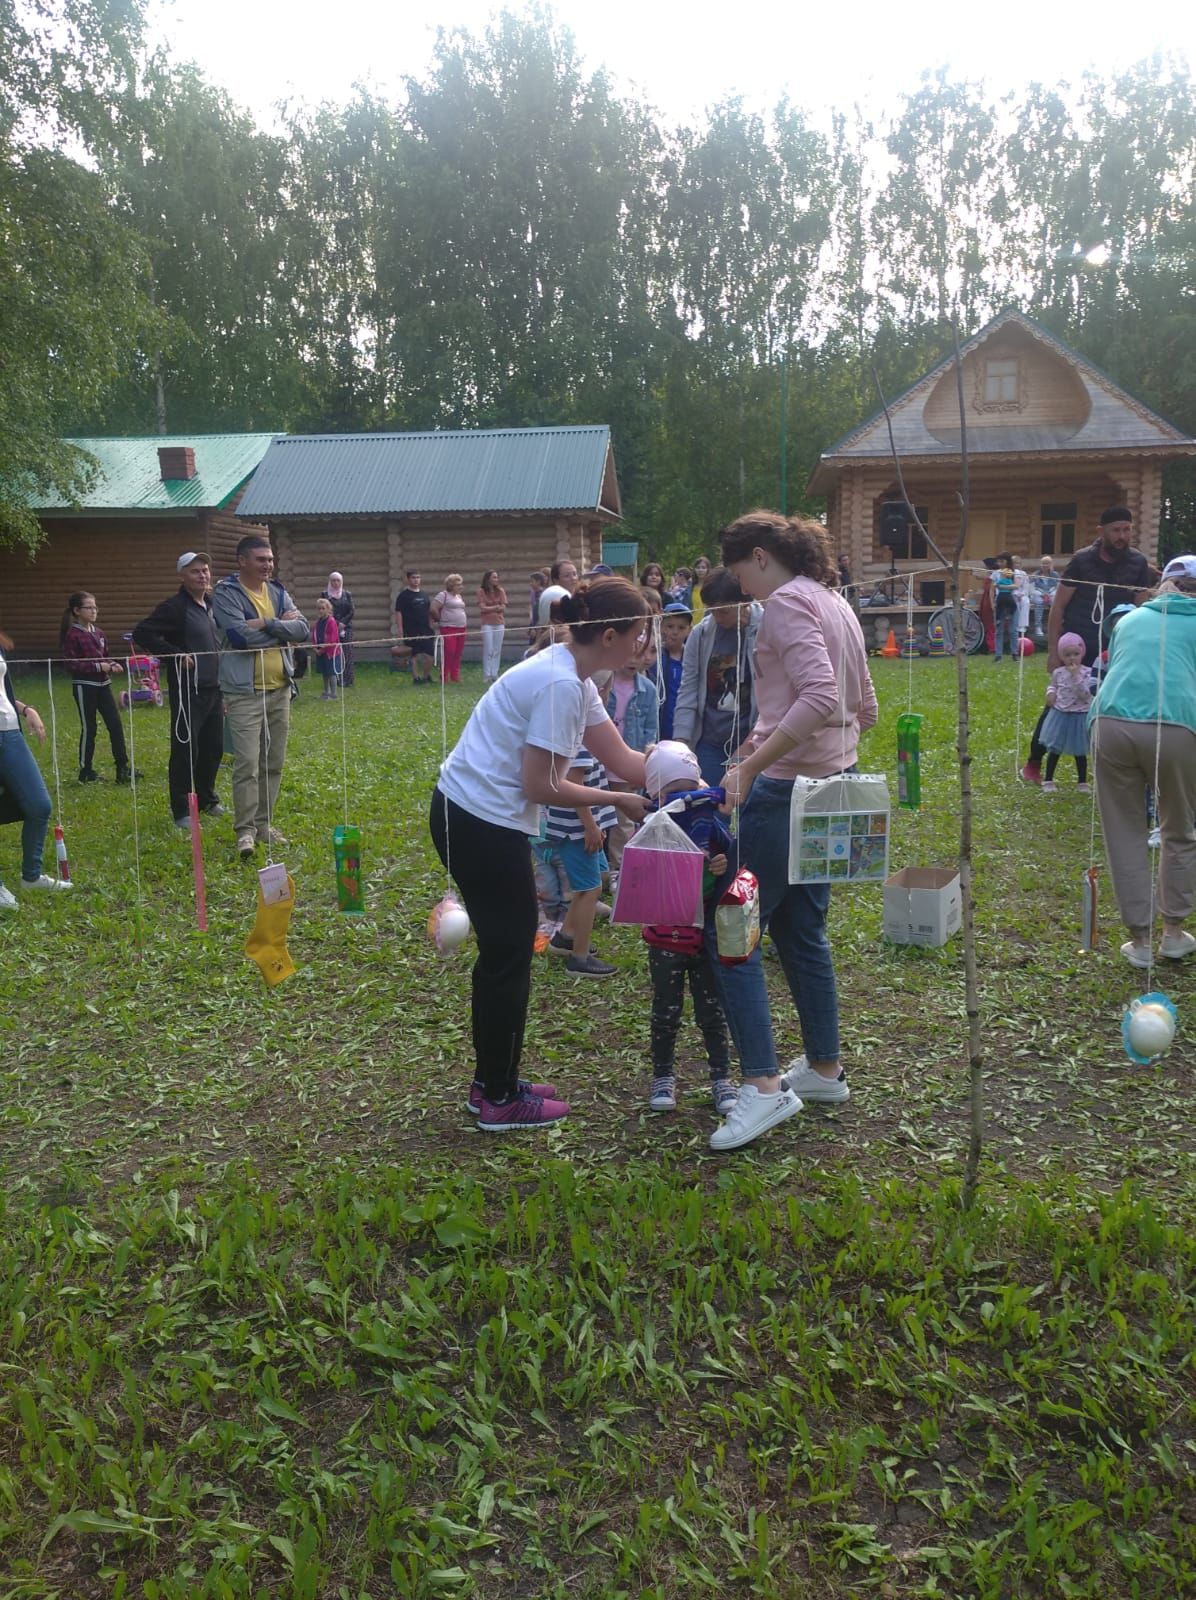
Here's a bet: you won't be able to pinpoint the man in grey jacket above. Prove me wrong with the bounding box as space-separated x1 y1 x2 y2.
672 567 762 787
212 535 310 858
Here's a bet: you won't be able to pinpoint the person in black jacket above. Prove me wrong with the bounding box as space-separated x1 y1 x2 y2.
321 571 355 685
132 552 225 828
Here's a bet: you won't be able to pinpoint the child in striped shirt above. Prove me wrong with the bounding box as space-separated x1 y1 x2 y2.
543 747 619 978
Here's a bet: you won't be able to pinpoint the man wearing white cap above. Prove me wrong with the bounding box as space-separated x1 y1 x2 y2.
132 553 225 829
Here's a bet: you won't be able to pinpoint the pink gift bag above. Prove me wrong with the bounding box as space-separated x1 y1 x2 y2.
612 808 705 927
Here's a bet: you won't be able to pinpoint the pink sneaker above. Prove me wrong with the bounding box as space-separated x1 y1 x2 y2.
1020 761 1042 785
467 1079 557 1115
477 1090 571 1131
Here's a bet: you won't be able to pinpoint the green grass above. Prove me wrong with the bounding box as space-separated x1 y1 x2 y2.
2 657 1195 1598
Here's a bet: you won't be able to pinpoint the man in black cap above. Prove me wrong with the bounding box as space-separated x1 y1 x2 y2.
133 552 225 828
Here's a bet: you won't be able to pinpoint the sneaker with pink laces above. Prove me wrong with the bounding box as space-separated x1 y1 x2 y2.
477 1089 571 1131
467 1079 557 1115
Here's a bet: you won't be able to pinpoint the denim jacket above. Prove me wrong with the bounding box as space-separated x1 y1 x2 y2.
212 573 310 695
606 672 659 752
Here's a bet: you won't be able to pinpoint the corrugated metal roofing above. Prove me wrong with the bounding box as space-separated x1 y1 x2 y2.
236 426 619 520
601 539 639 568
34 435 279 514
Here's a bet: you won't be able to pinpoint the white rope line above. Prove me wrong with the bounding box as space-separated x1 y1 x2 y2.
1014 615 1027 778
1145 593 1169 989
123 671 145 946
338 649 350 827
3 565 1158 672
1087 586 1105 870
905 576 915 713
44 659 64 824
260 666 275 867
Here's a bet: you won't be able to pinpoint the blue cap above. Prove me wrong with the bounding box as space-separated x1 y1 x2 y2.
663 601 692 616
588 562 614 576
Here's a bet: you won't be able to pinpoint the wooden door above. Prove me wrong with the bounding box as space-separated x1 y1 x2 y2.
962 510 1007 565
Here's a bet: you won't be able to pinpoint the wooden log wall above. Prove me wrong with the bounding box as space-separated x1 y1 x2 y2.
844 462 1158 587
0 513 244 664
267 516 601 662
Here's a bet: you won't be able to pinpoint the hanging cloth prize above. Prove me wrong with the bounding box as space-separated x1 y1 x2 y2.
789 773 891 885
715 868 760 964
612 806 705 927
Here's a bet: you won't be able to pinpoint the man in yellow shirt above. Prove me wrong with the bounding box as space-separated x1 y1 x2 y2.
212 535 310 858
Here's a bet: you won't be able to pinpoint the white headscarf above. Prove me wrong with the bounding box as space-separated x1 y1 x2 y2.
326 572 344 598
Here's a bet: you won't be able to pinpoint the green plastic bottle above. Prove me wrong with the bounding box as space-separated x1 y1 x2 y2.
896 713 923 809
333 823 365 914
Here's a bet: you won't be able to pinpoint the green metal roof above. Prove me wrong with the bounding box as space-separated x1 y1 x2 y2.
236 426 621 520
34 434 279 515
601 538 639 568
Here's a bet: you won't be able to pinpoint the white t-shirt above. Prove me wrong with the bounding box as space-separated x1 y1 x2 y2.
0 654 19 734
438 643 610 833
538 584 570 624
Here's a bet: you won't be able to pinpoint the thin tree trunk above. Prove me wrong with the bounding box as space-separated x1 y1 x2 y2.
951 323 983 1210
873 327 984 1209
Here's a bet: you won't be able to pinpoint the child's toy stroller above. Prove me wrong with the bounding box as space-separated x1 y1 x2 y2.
119 634 164 707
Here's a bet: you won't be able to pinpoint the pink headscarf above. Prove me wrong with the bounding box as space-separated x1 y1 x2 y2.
326 572 344 598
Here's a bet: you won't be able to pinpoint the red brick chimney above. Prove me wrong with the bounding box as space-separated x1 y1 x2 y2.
158 446 197 481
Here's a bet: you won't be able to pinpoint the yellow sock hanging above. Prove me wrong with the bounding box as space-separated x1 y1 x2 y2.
244 874 297 986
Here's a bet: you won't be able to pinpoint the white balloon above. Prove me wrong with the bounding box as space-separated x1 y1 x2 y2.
1127 1002 1176 1059
438 904 472 950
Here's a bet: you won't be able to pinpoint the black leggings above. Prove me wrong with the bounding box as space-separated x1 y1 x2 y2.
1044 751 1088 784
429 788 538 1101
72 680 128 775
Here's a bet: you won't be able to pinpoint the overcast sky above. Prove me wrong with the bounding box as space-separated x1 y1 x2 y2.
146 0 1191 129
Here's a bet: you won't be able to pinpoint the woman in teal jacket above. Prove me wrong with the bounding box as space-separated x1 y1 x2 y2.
1090 556 1196 967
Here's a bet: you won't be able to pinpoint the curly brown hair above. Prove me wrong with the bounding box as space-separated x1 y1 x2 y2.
719 510 838 588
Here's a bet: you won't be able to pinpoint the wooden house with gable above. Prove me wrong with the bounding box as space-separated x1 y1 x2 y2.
810 311 1196 610
235 425 622 660
0 434 276 657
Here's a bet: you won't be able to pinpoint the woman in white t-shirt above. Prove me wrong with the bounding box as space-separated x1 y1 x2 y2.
430 578 651 1131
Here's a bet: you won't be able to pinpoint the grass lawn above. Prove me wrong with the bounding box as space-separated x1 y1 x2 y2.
2 655 1195 1599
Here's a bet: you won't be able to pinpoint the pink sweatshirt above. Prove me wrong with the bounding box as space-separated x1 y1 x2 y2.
747 576 879 779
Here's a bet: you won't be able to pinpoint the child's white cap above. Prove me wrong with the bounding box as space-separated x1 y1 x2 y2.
645 740 702 797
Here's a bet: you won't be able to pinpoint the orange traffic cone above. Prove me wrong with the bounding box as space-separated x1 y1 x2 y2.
881 627 900 658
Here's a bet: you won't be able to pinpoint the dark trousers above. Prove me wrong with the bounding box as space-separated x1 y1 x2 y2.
168 683 224 821
430 788 537 1101
648 945 731 1076
1044 751 1088 784
72 680 128 774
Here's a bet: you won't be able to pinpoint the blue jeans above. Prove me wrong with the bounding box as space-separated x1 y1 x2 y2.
696 738 729 788
704 774 841 1075
0 728 52 884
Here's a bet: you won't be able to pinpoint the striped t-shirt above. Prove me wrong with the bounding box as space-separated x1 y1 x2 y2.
544 749 618 841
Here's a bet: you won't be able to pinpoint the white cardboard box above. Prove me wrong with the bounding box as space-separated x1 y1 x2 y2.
883 867 962 947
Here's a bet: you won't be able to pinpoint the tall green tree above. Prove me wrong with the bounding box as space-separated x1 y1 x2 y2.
0 0 162 549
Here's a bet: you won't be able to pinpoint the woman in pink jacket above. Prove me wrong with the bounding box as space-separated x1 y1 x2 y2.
704 511 879 1151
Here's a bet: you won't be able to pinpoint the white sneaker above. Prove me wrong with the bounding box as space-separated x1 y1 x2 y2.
782 1056 850 1103
709 1082 801 1151
1160 930 1196 960
0 885 18 910
20 874 72 892
1042 781 1058 794
1121 940 1152 969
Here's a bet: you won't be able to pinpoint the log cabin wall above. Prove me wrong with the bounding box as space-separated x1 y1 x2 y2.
262 516 599 661
0 488 267 664
847 460 1161 592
